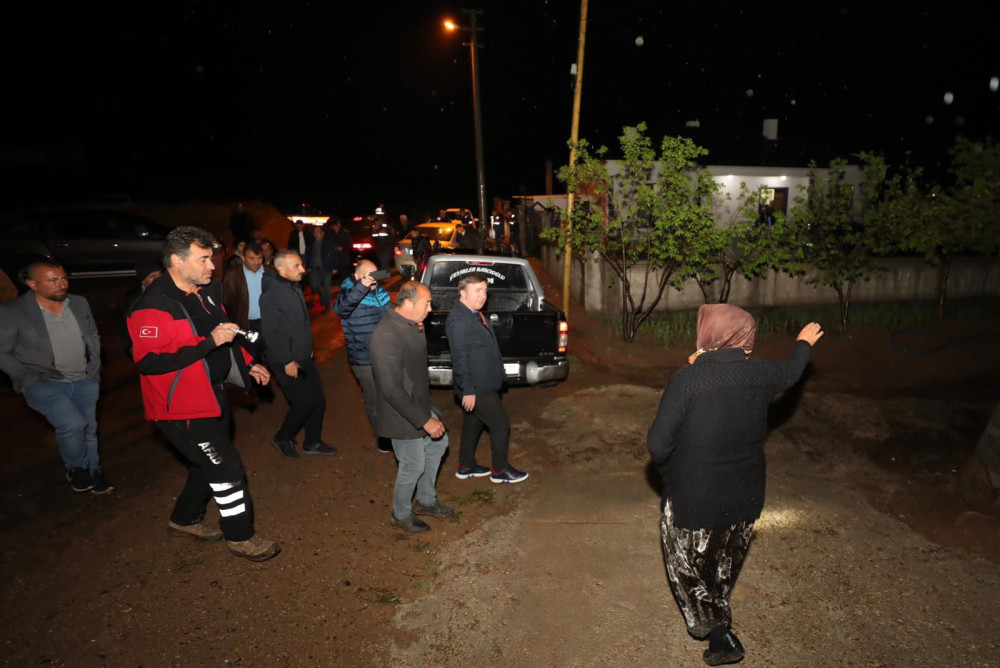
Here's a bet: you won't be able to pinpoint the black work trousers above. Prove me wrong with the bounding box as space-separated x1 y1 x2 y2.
156 385 255 542
274 361 326 444
459 391 510 472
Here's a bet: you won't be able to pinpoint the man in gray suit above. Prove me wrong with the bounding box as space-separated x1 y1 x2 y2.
0 260 112 494
369 281 453 532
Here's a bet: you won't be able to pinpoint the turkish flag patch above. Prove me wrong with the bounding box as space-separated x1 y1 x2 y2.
138 326 158 338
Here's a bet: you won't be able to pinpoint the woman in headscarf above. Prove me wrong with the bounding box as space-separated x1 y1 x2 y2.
647 304 823 666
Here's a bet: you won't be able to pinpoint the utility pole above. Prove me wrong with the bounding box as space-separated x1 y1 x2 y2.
562 0 588 315
464 9 488 237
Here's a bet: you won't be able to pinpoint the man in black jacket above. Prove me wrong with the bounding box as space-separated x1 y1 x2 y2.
260 250 336 459
370 281 453 532
445 272 528 484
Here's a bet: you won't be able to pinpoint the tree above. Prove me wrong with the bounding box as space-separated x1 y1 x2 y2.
787 155 900 329
541 123 721 342
694 182 799 304
895 136 1000 318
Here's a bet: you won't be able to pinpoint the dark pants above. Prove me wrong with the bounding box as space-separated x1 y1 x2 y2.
274 361 326 444
350 364 378 439
459 391 510 471
308 269 332 309
660 497 754 638
156 386 254 542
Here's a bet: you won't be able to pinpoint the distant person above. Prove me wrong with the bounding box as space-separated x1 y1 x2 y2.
229 202 255 247
287 220 309 254
455 223 483 251
398 214 413 237
305 225 339 311
333 259 393 453
408 228 432 268
260 250 336 459
646 304 823 665
228 240 246 268
222 242 274 403
260 239 277 269
329 219 353 279
0 260 113 494
372 218 397 271
370 281 453 533
128 226 279 562
446 272 528 484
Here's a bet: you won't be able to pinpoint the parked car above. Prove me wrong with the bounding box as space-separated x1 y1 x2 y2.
395 222 463 276
420 252 569 387
0 208 173 284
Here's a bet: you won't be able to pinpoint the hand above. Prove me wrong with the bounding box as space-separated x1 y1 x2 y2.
461 395 476 412
249 364 270 385
284 361 299 378
422 417 445 439
211 323 239 346
360 274 376 289
796 322 824 346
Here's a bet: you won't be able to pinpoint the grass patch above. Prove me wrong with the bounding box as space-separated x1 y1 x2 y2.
379 593 402 604
446 489 495 507
601 297 1000 347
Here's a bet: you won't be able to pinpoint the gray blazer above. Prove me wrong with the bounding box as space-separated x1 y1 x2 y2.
369 308 439 440
0 292 101 393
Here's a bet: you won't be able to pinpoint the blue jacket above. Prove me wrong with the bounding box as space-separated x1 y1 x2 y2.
333 277 391 366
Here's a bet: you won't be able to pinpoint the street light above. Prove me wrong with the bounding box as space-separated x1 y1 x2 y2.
444 10 487 237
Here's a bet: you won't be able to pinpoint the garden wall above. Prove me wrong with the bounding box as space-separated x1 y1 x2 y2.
540 245 1000 314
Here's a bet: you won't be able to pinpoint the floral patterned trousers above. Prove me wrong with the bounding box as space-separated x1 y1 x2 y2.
660 497 755 638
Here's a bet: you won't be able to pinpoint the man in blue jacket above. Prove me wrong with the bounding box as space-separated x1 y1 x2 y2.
445 272 528 484
333 259 392 453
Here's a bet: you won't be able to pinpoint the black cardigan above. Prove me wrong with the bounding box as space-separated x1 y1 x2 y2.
647 342 811 529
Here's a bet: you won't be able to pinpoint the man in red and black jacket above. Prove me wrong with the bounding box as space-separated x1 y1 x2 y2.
127 226 280 562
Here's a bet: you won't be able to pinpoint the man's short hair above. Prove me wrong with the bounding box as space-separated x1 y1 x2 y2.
162 226 217 267
22 259 63 285
244 242 263 257
397 280 426 305
457 272 488 292
273 249 300 267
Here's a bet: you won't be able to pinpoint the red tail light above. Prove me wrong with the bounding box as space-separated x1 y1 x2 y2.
394 245 401 256
558 320 568 353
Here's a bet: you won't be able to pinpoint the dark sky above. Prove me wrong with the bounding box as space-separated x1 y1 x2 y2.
4 1 998 216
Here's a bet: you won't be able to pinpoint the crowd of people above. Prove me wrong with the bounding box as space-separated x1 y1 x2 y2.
0 205 827 665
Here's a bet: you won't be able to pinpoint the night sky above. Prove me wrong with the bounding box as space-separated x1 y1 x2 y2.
4 1 997 217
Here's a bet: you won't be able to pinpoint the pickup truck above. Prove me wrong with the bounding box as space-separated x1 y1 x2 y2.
420 252 569 387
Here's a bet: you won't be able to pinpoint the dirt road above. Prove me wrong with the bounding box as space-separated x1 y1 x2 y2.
2 268 999 667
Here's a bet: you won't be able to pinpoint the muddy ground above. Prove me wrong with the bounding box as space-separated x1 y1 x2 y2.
1 260 999 667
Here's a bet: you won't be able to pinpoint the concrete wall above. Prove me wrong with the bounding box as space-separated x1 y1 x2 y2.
541 244 1000 314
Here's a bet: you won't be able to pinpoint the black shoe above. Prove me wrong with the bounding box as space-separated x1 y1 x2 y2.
703 627 745 666
376 437 393 454
89 468 115 495
455 463 491 479
271 437 299 460
66 468 94 493
391 515 430 533
412 500 454 519
490 465 529 484
303 441 338 456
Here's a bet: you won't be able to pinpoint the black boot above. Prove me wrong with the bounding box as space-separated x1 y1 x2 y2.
703 625 744 666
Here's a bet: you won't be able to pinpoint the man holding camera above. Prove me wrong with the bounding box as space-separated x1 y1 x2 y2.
128 226 278 562
260 250 336 460
333 259 392 453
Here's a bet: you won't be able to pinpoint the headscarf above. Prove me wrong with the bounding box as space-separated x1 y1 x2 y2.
695 303 756 354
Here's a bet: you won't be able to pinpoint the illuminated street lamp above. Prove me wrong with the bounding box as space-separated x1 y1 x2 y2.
444 10 487 236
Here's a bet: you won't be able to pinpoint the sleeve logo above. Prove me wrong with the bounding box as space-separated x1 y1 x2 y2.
138 326 158 338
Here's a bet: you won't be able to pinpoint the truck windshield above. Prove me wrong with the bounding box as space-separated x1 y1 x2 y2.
427 261 530 291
